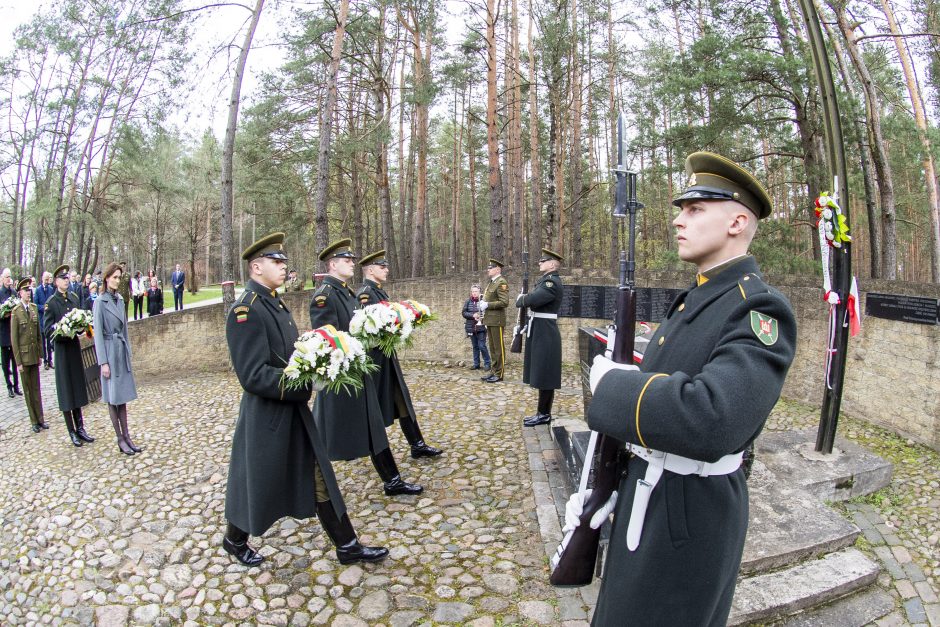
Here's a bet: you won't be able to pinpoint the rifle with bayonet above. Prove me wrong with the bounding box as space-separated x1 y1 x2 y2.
550 112 641 587
510 249 529 353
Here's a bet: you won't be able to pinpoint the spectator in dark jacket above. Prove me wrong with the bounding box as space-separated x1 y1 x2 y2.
462 284 491 371
146 278 163 317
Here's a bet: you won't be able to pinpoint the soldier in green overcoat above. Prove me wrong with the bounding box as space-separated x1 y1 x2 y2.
43 264 94 447
516 248 564 427
479 259 510 382
566 153 797 626
11 278 47 433
309 239 423 496
357 250 442 458
222 233 387 568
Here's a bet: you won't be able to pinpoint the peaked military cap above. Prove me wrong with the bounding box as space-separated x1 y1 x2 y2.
487 258 505 269
672 152 773 219
318 238 357 261
539 248 564 263
53 264 70 279
242 232 288 261
16 277 31 292
359 250 388 267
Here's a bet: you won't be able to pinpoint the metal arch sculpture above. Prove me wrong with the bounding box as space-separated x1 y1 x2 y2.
795 0 854 454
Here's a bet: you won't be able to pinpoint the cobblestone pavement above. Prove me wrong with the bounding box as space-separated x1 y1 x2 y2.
0 363 937 625
0 363 576 626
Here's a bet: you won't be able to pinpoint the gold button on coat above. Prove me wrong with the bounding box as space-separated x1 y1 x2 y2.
678 303 685 312
658 336 665 346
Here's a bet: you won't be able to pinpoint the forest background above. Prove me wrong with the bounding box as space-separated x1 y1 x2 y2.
2 0 940 293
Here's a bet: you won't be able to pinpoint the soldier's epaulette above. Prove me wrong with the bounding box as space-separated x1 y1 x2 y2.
737 273 769 300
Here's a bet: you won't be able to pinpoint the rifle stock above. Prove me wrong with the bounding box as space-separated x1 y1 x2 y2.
550 113 639 587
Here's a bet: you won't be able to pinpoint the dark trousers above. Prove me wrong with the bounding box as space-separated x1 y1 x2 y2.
173 287 184 310
133 295 144 320
21 364 43 426
1 346 19 391
41 332 53 365
469 331 491 368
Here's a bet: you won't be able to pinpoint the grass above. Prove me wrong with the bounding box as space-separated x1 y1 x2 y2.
126 283 245 313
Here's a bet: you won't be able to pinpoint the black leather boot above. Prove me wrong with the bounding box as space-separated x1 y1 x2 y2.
73 408 95 443
371 448 423 496
109 405 134 455
317 500 389 564
399 415 443 458
222 523 263 567
64 411 82 447
119 405 142 452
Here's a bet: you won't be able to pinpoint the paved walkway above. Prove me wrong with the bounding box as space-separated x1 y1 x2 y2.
0 363 936 625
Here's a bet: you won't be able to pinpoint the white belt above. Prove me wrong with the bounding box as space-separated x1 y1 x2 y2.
624 444 743 551
526 311 557 337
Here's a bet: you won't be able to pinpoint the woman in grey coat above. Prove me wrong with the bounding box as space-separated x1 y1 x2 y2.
93 262 141 455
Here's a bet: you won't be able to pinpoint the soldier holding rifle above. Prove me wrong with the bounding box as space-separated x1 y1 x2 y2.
516 248 564 427
569 153 797 625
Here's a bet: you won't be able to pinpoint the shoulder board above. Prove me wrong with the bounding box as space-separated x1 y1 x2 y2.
314 283 333 297
238 291 258 306
737 273 770 300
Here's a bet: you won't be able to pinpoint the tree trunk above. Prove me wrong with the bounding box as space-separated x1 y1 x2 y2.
221 0 266 307
486 0 505 262
569 0 583 266
880 0 940 282
528 0 543 253
312 0 351 260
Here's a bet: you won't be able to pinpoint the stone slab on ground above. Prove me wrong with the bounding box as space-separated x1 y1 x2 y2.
775 587 897 627
729 548 881 626
741 460 860 575
757 429 893 502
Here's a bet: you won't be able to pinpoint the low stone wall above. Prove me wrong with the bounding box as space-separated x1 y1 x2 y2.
125 273 940 451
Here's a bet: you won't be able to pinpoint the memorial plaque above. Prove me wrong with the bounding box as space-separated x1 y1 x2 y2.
603 286 618 319
579 285 607 320
866 292 939 325
559 284 581 318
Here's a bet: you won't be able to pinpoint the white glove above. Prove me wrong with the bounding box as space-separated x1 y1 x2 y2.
562 489 619 533
590 354 639 393
478 300 488 312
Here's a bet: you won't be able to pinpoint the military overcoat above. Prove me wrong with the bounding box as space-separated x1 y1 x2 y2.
481 275 510 326
356 279 418 428
517 271 563 390
309 275 390 461
586 256 796 627
11 302 42 367
93 292 138 405
225 279 347 536
43 291 89 412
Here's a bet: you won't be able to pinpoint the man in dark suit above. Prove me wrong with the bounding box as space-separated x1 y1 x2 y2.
309 238 422 497
171 263 185 311
33 271 56 369
357 250 442 458
573 152 797 626
0 268 22 397
222 232 387 568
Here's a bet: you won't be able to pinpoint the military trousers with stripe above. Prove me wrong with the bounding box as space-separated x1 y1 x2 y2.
485 325 506 379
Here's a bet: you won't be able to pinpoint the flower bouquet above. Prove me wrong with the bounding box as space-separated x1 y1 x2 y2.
51 308 93 340
0 296 21 319
398 300 437 328
281 325 376 395
349 301 414 357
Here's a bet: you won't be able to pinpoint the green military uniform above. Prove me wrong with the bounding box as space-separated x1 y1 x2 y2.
585 153 797 626
11 279 45 432
285 275 305 291
357 250 442 458
482 260 510 380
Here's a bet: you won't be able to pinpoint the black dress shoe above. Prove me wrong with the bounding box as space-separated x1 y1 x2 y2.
222 537 264 567
32 424 41 433
470 365 480 370
336 540 390 565
383 476 423 496
40 422 49 430
68 431 83 447
7 389 13 398
410 442 443 458
14 388 23 396
523 413 552 427
483 375 502 383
